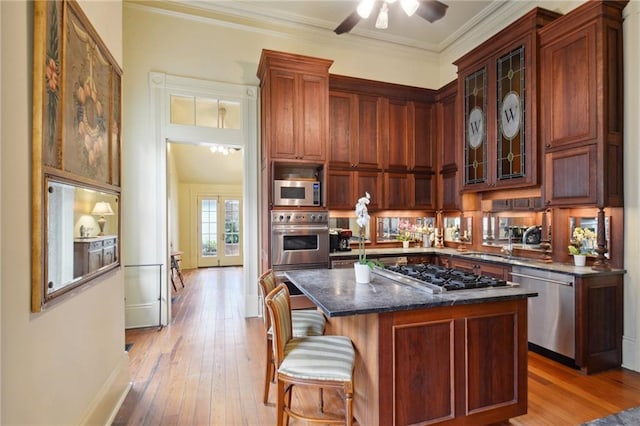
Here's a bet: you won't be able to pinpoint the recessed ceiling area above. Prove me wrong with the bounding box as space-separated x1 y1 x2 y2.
169 143 243 185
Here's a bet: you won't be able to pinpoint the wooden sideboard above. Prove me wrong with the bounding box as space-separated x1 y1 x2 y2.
74 236 117 278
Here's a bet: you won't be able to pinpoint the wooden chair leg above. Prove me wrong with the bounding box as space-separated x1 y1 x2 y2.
276 379 286 426
170 273 177 292
345 382 354 426
263 338 273 404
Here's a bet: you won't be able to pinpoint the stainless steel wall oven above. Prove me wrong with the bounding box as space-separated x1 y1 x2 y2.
271 210 329 271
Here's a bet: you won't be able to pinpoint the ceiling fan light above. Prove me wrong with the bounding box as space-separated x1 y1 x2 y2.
357 0 375 18
375 4 389 29
401 0 419 17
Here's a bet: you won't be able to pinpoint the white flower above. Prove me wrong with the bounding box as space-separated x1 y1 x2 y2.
355 192 371 265
355 192 370 229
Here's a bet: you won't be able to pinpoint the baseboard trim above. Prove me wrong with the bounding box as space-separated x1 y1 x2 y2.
79 351 131 425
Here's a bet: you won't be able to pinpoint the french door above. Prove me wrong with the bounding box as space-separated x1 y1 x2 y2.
197 195 242 267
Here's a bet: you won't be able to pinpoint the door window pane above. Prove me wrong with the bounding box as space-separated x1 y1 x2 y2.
170 95 195 125
201 199 218 256
224 199 240 256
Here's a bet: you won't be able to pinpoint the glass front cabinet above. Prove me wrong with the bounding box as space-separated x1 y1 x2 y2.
455 8 560 192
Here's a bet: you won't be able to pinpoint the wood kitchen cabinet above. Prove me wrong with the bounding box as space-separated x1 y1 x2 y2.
436 80 460 211
539 1 626 207
328 91 382 170
455 8 560 192
257 50 333 162
575 273 624 374
328 75 437 210
328 299 529 425
325 169 382 210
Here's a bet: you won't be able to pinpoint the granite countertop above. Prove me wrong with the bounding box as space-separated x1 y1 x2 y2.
330 247 625 277
284 268 538 318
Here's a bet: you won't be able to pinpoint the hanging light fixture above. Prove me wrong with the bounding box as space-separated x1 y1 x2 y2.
400 0 420 16
357 0 375 18
355 0 422 30
375 2 389 29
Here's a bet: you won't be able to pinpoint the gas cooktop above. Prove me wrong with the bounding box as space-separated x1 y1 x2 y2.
372 263 510 294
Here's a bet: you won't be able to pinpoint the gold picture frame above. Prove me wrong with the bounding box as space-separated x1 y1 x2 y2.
31 0 123 312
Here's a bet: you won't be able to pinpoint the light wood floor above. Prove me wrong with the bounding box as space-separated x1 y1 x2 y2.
114 267 640 425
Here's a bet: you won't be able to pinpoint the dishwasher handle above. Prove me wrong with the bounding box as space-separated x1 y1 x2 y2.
509 271 573 287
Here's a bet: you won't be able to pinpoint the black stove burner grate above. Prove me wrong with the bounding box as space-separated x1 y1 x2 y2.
383 263 507 291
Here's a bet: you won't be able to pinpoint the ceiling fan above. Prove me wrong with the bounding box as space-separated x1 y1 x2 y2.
334 0 448 34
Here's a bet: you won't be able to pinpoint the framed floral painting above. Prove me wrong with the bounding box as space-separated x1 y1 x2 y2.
31 0 122 312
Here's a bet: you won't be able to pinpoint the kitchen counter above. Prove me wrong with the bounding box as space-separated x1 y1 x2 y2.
330 246 625 277
284 268 537 317
284 267 532 425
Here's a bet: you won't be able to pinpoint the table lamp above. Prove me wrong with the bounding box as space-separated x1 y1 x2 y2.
91 201 114 236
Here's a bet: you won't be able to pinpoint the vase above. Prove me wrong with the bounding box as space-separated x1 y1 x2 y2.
354 263 371 284
423 237 432 248
402 240 410 249
573 254 587 267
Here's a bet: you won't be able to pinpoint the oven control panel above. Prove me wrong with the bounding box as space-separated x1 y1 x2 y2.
271 211 328 225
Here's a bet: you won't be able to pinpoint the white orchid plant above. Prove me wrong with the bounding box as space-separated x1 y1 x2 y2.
355 192 371 266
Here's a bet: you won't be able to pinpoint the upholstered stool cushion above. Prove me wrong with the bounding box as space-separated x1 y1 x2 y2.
279 335 355 382
267 310 326 338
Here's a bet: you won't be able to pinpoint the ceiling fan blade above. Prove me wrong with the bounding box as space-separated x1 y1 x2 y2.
334 10 362 34
415 0 448 23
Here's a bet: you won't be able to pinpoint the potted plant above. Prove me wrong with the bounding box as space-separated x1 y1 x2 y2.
568 226 596 266
397 220 413 248
354 192 373 283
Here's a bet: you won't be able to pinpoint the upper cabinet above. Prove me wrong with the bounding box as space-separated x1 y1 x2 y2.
455 8 561 192
257 50 333 162
327 75 437 210
436 81 460 211
328 91 382 170
539 1 626 208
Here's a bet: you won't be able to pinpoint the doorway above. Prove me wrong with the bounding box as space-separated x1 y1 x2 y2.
197 194 243 267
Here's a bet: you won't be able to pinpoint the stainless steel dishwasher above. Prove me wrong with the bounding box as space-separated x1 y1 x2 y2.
510 266 576 359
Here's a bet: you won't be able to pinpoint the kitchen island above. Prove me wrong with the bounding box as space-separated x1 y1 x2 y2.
285 268 537 426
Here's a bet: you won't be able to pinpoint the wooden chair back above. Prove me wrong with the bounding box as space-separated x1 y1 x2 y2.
258 269 278 329
264 283 293 369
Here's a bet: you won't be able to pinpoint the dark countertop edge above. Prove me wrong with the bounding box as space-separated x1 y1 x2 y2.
330 247 626 277
316 293 538 317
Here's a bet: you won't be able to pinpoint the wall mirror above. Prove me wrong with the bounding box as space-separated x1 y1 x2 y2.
329 217 370 243
375 217 436 245
569 216 610 258
45 179 120 299
482 212 546 252
444 216 472 243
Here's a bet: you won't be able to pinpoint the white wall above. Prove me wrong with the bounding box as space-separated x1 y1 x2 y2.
0 1 130 424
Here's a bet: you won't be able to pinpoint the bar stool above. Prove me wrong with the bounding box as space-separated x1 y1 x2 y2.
265 283 355 425
259 270 326 405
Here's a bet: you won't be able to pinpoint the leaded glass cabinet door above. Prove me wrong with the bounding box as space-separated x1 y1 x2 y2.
497 46 525 181
464 68 487 185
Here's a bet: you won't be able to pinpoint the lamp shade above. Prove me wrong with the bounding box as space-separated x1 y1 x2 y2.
91 201 114 216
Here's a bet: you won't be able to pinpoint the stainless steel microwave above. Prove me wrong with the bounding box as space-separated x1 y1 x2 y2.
273 180 321 207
